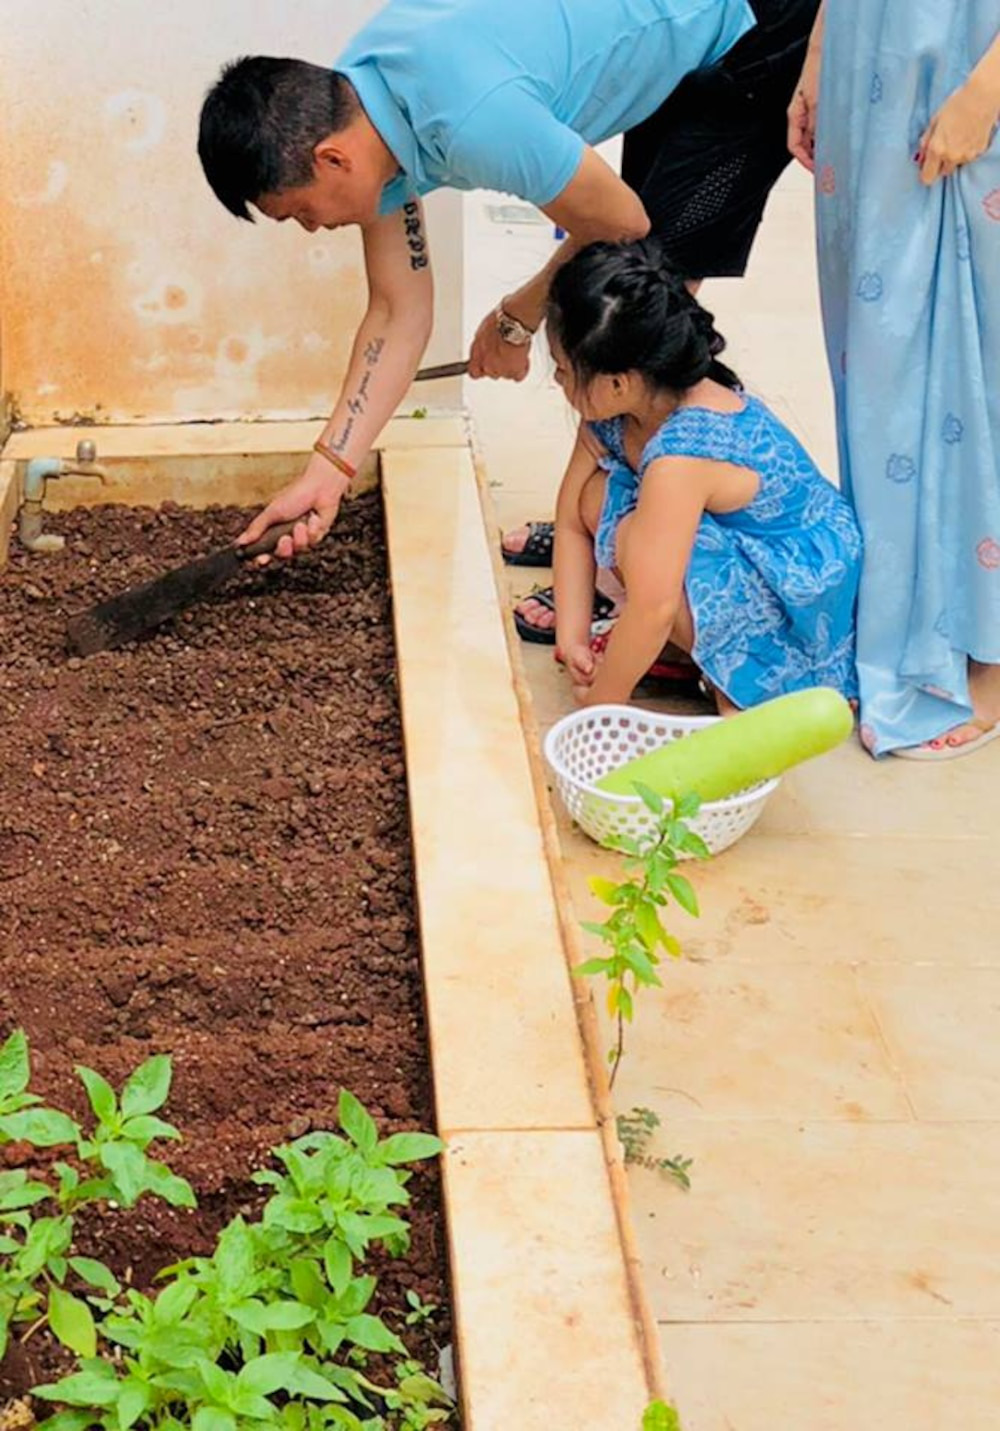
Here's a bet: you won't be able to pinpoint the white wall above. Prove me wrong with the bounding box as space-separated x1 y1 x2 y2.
0 1 462 425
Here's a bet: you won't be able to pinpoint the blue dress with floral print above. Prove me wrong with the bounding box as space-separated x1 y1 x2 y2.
590 396 862 708
816 0 1000 755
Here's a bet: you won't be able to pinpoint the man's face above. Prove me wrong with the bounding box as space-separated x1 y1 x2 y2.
256 143 382 232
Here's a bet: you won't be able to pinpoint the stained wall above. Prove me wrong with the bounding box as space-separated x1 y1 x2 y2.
0 2 462 425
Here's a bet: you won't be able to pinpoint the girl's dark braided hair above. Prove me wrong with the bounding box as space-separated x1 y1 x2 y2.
547 237 741 393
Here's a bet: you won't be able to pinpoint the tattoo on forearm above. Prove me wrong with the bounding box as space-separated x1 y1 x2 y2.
402 200 429 271
329 337 387 452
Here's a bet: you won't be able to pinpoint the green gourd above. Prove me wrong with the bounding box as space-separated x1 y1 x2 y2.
597 687 854 803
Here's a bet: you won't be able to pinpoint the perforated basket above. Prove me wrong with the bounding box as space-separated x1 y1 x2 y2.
543 704 780 856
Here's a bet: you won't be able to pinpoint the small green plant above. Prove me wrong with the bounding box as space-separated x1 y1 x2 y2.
32 1089 452 1431
616 1108 692 1191
0 1029 194 1365
576 786 707 1086
409 407 428 420
403 1291 438 1331
643 1398 683 1430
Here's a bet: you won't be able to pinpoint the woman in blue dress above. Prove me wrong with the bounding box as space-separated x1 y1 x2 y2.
545 239 861 713
790 2 1000 758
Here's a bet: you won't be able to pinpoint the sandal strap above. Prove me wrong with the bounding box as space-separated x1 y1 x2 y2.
523 521 555 559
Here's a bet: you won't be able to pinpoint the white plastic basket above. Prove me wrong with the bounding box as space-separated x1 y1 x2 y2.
543 704 780 856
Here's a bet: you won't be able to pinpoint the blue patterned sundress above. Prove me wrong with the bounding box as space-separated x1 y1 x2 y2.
590 396 862 708
816 0 1000 755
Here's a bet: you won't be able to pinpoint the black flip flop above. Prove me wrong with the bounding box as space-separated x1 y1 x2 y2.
501 520 554 568
513 585 617 645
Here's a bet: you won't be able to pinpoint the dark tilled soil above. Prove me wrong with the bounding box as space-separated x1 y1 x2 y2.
0 494 448 1394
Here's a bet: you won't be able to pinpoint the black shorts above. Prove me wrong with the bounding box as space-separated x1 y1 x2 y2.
622 0 821 278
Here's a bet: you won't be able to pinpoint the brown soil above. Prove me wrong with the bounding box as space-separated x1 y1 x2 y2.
0 494 449 1395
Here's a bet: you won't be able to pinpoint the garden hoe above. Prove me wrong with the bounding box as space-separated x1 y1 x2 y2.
64 360 469 656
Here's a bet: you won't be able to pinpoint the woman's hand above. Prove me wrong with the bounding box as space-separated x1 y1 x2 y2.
787 24 824 171
918 77 999 184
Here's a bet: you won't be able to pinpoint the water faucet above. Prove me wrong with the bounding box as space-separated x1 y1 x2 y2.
19 440 110 553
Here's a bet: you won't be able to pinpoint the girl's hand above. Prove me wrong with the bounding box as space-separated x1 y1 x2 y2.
918 78 999 184
562 642 597 702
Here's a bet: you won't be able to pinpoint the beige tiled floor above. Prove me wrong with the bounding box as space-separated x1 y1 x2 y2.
462 167 1000 1429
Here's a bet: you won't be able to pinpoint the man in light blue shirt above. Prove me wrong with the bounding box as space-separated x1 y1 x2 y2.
199 0 818 560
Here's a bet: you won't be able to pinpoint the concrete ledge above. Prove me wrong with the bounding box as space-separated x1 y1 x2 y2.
381 442 664 1428
0 417 465 513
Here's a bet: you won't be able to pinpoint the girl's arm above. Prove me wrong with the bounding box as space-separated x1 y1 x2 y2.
919 28 1000 183
584 456 711 707
553 425 603 670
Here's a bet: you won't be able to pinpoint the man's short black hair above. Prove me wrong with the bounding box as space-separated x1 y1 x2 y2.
198 56 359 220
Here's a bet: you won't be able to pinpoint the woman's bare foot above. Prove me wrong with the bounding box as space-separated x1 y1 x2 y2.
923 661 1000 753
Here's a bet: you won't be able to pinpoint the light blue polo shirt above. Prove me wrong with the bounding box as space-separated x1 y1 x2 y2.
336 0 756 214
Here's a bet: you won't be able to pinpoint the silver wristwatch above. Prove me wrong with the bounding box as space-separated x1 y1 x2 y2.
494 304 535 346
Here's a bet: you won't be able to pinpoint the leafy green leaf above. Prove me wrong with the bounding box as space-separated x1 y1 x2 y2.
33 1360 121 1407
0 1108 80 1147
237 1351 301 1396
142 1159 197 1209
266 1196 325 1234
634 902 664 954
231 1299 315 1334
75 1066 119 1127
152 1278 200 1326
192 1411 237 1431
588 875 624 906
120 1056 172 1119
323 1238 352 1299
48 1286 98 1357
290 1258 326 1308
0 1171 50 1212
116 1380 152 1431
215 1216 257 1299
69 1256 121 1297
99 1142 148 1205
120 1115 180 1146
285 1361 349 1403
0 1030 30 1103
33 1411 94 1431
376 1133 443 1166
20 1215 72 1276
337 1092 377 1156
665 872 700 917
643 1398 683 1431
574 957 612 977
633 782 665 815
344 1313 405 1355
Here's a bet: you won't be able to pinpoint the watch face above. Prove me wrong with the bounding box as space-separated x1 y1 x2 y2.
497 312 532 345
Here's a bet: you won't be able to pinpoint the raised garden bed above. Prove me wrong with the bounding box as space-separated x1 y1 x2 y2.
0 492 451 1420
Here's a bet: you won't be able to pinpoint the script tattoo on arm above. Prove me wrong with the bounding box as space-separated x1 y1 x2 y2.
330 337 386 453
402 200 429 271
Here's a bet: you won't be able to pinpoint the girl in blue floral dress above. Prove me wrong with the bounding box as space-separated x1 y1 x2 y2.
548 239 861 711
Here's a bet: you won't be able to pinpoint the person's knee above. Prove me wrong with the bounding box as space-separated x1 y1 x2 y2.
579 470 606 535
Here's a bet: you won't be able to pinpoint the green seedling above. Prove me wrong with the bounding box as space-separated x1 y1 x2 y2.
576 786 707 1086
33 1087 452 1430
403 1291 438 1330
0 1030 193 1365
617 1108 692 1191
